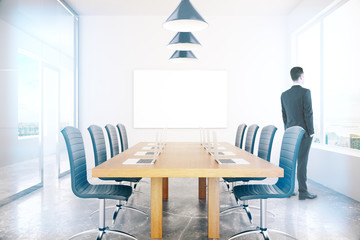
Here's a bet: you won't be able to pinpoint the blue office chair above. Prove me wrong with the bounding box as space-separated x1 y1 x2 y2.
235 124 247 149
244 124 260 154
228 126 305 240
61 126 136 240
105 124 142 187
88 125 147 225
221 125 277 223
223 124 259 190
117 123 128 152
105 124 120 157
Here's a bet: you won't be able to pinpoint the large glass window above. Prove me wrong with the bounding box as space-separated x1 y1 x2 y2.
296 23 321 143
295 0 360 151
323 0 360 149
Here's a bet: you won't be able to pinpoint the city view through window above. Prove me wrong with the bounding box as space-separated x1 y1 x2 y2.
296 0 360 151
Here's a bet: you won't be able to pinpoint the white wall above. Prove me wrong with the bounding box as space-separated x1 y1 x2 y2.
79 15 288 168
309 146 360 201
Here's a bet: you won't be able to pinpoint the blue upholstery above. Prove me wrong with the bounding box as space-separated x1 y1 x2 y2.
117 123 128 152
105 124 120 157
87 125 107 166
244 124 259 154
234 124 247 149
231 125 278 182
61 126 132 200
224 124 263 183
257 125 277 162
233 126 305 200
88 124 141 183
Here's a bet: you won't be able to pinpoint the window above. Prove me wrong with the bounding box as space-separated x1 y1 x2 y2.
296 23 321 143
295 0 360 151
18 51 40 137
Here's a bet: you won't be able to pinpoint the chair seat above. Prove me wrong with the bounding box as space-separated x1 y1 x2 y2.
99 177 142 183
76 183 132 201
233 184 290 201
223 177 266 183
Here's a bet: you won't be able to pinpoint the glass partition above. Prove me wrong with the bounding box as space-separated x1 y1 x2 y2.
0 0 78 206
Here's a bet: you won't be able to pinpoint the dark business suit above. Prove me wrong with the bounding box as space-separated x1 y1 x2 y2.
281 85 314 193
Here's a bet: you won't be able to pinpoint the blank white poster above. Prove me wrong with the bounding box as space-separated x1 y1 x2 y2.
133 70 227 128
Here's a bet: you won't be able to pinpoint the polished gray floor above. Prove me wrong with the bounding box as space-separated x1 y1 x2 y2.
0 175 359 240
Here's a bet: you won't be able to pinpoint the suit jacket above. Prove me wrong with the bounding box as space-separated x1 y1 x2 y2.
281 85 314 137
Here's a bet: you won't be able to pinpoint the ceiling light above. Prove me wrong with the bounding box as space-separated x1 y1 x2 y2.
169 50 198 62
167 32 201 51
163 0 208 32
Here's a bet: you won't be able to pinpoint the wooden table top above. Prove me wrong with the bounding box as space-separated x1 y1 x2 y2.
92 142 283 178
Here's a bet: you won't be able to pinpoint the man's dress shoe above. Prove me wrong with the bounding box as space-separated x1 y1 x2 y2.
299 192 317 200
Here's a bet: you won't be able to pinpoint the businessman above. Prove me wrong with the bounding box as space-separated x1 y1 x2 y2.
281 67 317 200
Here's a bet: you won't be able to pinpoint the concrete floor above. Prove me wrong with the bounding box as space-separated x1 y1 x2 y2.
0 176 359 240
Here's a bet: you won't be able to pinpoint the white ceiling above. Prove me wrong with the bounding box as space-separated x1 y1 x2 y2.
66 0 303 16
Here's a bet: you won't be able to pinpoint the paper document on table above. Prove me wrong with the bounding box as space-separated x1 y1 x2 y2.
210 151 235 156
215 158 249 164
123 158 156 164
142 146 155 150
135 151 157 156
219 151 235 155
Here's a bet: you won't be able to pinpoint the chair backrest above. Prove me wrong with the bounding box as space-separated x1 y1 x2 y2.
105 124 119 158
235 124 247 149
275 126 305 195
117 123 128 152
257 125 277 162
87 125 107 166
61 126 91 198
244 124 259 154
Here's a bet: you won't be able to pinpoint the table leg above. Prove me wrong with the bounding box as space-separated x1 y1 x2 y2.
163 177 168 199
151 177 163 239
208 177 220 239
198 177 206 199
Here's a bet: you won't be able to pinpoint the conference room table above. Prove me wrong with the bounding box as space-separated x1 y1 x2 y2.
92 142 283 239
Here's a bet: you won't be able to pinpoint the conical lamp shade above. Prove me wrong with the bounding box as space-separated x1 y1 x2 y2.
163 0 208 32
169 50 198 62
168 32 201 51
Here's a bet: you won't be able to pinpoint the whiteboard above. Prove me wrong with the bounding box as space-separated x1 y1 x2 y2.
133 70 227 128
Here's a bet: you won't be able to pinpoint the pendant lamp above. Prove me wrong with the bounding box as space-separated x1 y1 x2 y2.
169 50 197 62
168 32 201 51
163 0 208 32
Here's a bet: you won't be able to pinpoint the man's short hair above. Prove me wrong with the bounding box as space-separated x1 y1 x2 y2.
290 67 303 81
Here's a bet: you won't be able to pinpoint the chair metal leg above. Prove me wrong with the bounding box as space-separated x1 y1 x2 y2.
229 228 262 240
68 229 99 239
69 199 137 240
267 229 297 240
96 229 105 240
122 205 148 217
229 199 297 240
221 199 275 223
243 205 253 224
220 205 244 215
220 201 253 224
112 201 148 225
247 204 276 218
112 203 121 225
104 229 137 240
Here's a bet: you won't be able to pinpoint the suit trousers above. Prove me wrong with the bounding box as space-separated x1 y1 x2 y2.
297 135 313 193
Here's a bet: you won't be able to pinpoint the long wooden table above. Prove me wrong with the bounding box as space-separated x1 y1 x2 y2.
92 142 283 239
